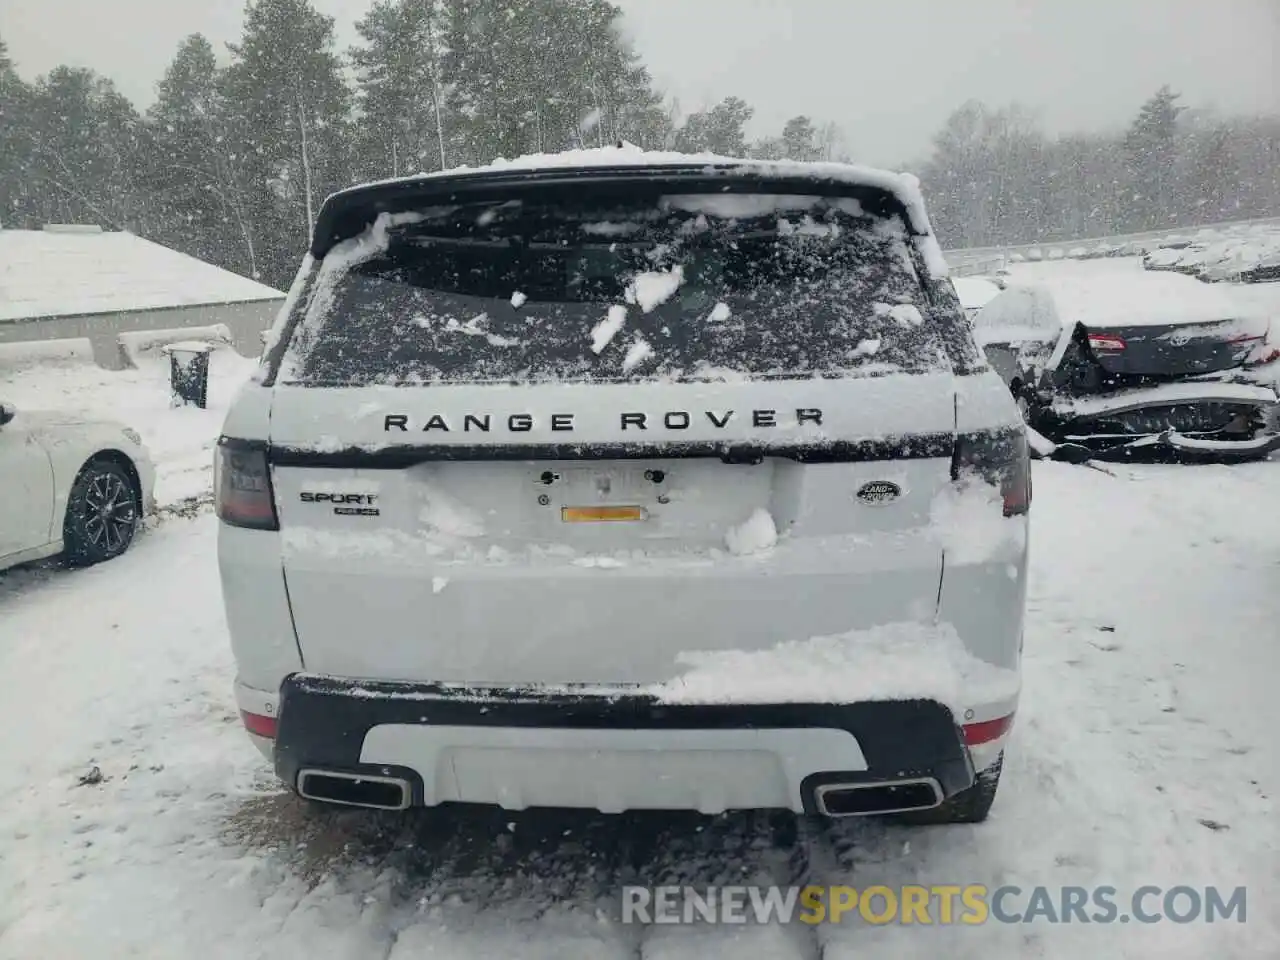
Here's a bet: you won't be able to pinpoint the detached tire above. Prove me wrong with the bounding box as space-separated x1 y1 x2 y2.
63 458 140 567
893 754 1003 826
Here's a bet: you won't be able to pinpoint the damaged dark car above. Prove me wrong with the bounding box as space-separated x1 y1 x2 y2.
967 270 1280 463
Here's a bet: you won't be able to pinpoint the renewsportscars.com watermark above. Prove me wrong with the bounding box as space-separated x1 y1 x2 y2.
622 885 1247 926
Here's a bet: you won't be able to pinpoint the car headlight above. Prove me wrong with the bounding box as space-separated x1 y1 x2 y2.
121 428 142 445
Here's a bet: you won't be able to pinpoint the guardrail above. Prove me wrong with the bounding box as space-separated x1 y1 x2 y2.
942 215 1280 269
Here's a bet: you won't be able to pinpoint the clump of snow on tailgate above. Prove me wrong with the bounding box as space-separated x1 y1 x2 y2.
777 215 841 238
889 304 923 326
438 312 521 348
282 527 417 560
666 193 816 220
724 508 778 555
308 435 351 453
847 338 880 361
930 475 1026 563
590 304 627 354
874 301 924 327
649 621 1019 713
622 337 653 372
625 265 684 313
581 220 643 237
419 484 485 539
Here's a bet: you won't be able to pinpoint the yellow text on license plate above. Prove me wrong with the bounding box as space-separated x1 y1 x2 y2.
561 505 646 523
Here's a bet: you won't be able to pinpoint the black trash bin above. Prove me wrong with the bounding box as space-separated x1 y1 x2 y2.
162 342 214 409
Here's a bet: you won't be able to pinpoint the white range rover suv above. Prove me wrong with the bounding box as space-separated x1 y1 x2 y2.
216 149 1029 825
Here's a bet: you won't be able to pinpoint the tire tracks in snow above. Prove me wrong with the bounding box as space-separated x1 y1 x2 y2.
229 805 830 960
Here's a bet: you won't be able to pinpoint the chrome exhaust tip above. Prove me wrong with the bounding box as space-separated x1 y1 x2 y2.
813 777 944 817
296 768 411 810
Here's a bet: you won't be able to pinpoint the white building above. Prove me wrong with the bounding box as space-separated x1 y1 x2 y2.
0 225 285 369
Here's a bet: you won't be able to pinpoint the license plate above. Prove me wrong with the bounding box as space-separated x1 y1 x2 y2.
561 505 647 523
560 466 655 498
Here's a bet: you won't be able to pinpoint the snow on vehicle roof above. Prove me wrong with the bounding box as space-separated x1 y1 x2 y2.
321 143 949 278
951 276 1002 310
0 229 284 322
1002 257 1267 327
970 285 1063 346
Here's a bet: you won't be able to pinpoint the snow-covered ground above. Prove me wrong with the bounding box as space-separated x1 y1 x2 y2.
2 462 1276 958
1 261 1278 957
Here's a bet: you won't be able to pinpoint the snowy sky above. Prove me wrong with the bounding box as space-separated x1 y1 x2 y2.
2 0 1277 167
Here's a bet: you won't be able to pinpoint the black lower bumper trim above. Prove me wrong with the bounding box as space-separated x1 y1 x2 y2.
273 674 976 813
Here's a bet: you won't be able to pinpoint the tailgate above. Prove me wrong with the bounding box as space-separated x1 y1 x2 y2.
261 178 968 686
268 377 958 685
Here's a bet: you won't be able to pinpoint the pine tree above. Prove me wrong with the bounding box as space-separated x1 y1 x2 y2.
748 136 785 160
19 66 146 230
752 118 844 163
0 36 32 227
1122 86 1184 229
222 0 354 286
442 0 667 165
145 35 259 277
673 97 753 155
564 0 670 150
780 115 819 161
351 0 452 180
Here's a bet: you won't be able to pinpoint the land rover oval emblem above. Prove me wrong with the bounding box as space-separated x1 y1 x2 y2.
857 480 902 505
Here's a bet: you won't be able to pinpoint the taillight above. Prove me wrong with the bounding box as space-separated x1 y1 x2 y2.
963 712 1015 745
1087 333 1126 353
214 439 279 530
240 710 277 738
952 429 1031 517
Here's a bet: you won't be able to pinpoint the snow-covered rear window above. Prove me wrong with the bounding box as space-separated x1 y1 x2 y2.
280 189 944 386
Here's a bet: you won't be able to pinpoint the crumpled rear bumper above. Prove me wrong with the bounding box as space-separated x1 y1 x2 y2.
1039 380 1280 461
1157 428 1280 461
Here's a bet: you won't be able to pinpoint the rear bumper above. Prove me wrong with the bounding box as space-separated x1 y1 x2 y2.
267 673 1008 815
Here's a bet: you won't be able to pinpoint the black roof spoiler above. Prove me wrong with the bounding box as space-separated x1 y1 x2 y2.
309 164 923 259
